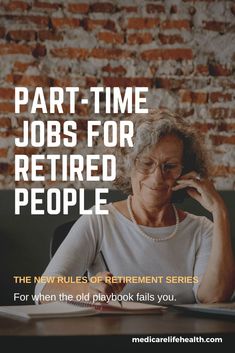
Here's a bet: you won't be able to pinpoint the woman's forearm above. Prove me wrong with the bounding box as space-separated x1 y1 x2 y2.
197 204 235 303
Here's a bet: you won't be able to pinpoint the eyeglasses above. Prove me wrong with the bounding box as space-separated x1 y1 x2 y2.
135 157 183 179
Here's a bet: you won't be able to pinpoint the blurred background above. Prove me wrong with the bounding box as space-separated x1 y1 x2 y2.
0 0 234 189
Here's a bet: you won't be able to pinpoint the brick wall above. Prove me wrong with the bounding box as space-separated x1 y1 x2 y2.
0 0 234 190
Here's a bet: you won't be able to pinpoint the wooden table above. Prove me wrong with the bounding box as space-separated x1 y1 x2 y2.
0 309 234 336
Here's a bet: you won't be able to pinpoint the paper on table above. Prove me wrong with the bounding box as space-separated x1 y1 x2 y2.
0 302 97 320
0 301 166 320
76 300 167 313
174 302 235 317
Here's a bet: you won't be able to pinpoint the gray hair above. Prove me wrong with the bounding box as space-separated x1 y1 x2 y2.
113 109 210 202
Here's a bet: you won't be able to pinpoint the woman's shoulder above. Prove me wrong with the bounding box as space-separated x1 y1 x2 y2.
73 202 125 228
183 211 213 235
111 200 131 220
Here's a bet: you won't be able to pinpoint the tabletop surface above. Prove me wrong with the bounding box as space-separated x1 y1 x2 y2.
0 309 235 336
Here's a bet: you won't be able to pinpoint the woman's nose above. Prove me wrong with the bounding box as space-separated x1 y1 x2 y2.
152 164 164 181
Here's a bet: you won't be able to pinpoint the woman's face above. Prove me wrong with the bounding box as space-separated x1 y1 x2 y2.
131 134 184 207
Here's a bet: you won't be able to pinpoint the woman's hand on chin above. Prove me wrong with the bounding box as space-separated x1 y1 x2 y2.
172 171 226 214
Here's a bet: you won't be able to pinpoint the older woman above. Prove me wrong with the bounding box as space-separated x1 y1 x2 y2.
36 110 235 304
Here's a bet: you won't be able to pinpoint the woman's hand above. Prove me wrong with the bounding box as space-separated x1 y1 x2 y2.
172 171 226 214
88 271 126 301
